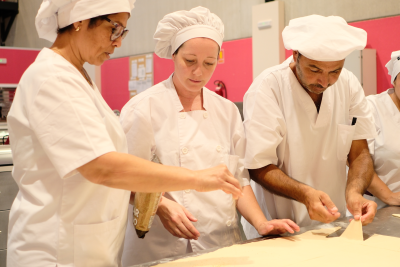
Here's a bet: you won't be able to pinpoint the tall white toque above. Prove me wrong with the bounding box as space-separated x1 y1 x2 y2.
154 6 224 59
282 14 367 62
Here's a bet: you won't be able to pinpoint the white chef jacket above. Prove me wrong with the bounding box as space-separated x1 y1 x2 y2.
365 89 400 209
119 74 250 266
241 56 376 239
7 48 130 267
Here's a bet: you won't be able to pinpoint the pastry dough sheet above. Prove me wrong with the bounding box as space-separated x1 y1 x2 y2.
156 226 400 266
340 219 363 241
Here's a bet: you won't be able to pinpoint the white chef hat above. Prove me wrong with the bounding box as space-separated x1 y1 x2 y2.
36 0 136 42
282 15 367 61
385 50 400 85
153 6 224 59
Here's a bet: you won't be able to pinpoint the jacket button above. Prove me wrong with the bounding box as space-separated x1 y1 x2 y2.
203 112 208 119
180 113 186 119
181 147 188 154
226 220 232 227
216 145 222 152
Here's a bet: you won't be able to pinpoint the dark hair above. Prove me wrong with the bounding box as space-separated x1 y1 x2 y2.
172 43 184 56
296 52 302 62
57 15 109 35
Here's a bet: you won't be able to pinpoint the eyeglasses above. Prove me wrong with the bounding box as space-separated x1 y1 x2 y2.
104 17 129 41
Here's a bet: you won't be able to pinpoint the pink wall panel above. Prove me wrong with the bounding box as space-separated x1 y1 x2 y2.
101 57 130 111
349 16 400 93
0 48 40 84
102 15 400 108
206 38 253 102
153 54 174 85
284 15 400 94
153 38 253 102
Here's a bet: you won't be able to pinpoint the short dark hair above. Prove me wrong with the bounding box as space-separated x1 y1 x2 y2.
296 52 302 62
57 15 109 35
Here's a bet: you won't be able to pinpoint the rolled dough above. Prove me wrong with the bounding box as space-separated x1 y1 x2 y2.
155 224 400 266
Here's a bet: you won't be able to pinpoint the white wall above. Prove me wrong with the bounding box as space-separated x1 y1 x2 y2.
5 0 52 48
4 0 400 57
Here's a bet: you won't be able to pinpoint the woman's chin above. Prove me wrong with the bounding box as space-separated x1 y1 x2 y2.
185 82 205 91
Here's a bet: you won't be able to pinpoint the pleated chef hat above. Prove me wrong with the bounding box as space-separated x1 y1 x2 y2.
154 6 224 59
36 0 136 42
282 15 367 61
385 51 400 85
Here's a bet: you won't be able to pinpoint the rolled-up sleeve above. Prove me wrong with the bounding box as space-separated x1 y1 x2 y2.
29 74 116 179
243 77 286 170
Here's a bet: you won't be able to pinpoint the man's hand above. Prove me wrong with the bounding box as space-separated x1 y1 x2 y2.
194 164 243 199
256 219 300 236
303 188 341 223
346 193 377 225
156 197 200 240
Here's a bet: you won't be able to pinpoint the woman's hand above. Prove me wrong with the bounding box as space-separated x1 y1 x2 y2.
156 197 200 240
385 191 400 206
256 219 300 236
194 164 243 199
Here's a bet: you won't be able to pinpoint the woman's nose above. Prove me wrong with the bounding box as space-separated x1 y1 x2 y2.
193 65 202 76
112 36 123 48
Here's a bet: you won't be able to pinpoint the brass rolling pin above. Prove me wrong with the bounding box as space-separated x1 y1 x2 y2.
132 153 163 239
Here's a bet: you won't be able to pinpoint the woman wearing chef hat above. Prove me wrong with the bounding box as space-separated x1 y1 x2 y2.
365 51 400 209
120 7 299 266
6 1 243 266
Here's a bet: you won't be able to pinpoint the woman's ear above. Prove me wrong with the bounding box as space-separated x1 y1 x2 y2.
72 21 83 31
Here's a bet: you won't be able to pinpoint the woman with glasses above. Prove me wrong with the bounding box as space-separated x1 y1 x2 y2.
120 7 299 266
6 1 242 266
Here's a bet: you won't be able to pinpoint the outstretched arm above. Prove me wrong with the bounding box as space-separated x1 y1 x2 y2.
78 152 243 198
237 185 299 235
367 172 400 206
250 165 340 224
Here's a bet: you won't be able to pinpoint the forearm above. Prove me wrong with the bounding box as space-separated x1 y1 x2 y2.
237 185 267 228
249 164 312 204
346 147 374 198
78 152 197 192
368 173 396 205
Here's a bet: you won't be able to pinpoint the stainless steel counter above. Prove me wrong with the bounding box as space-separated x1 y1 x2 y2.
133 206 400 267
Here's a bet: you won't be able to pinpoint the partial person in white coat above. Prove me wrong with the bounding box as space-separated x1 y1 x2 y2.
120 7 299 266
6 1 243 266
365 50 400 208
241 15 378 239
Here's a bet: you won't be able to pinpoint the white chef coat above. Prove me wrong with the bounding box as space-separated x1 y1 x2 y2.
7 48 130 267
365 89 400 209
119 74 250 266
241 56 376 239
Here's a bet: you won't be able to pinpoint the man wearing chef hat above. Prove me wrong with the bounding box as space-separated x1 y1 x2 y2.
241 15 378 238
